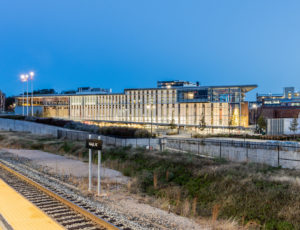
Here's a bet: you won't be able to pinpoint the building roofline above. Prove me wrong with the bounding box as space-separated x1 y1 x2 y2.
124 84 258 92
15 84 258 98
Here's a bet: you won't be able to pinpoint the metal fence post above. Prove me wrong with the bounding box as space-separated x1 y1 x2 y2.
97 136 101 196
88 134 92 192
219 141 222 158
198 140 200 155
277 145 280 167
246 142 249 160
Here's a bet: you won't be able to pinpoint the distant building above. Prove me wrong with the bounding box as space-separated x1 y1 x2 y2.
256 87 300 107
15 81 257 131
0 91 5 112
249 87 300 124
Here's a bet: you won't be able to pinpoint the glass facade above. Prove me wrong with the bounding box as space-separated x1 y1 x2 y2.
177 87 243 103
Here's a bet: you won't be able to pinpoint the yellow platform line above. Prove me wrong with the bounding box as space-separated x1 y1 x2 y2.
0 179 64 230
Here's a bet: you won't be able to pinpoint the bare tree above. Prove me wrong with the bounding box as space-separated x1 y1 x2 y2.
289 118 299 139
199 113 206 131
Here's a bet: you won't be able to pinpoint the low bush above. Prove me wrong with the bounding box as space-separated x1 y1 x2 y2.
192 133 300 141
134 129 151 138
166 130 178 135
25 117 69 127
0 115 25 120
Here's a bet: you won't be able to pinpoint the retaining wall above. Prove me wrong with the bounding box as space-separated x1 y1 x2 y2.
1 118 300 169
0 118 67 137
0 118 159 149
166 138 300 169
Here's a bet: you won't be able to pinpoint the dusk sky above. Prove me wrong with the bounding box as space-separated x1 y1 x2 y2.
1 1 300 100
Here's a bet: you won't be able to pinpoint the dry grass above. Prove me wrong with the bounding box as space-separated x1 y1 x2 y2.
1 131 300 229
181 199 191 217
212 204 221 222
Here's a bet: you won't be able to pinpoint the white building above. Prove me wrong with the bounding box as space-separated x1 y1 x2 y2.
15 81 257 131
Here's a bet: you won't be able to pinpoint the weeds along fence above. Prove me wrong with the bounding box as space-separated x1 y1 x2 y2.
58 129 300 169
165 138 300 169
57 130 159 149
2 118 300 169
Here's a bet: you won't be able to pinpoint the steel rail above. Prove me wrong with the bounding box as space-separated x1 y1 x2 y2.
0 162 120 230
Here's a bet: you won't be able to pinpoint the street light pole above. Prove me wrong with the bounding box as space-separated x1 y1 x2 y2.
30 72 35 116
26 75 29 116
22 83 25 116
20 74 28 116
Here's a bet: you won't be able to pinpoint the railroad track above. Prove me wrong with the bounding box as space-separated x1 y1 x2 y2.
0 162 123 230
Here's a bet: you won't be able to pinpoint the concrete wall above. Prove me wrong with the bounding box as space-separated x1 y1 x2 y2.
166 138 300 169
0 118 66 137
0 118 159 149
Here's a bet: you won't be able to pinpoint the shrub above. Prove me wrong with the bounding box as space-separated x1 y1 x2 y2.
134 129 151 138
61 142 72 153
30 143 44 150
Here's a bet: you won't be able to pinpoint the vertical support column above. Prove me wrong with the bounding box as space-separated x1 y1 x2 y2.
97 136 101 196
88 134 92 192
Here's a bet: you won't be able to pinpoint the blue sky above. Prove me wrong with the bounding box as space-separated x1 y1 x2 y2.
1 0 300 100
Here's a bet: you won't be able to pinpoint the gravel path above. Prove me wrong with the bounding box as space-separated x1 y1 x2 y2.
2 148 128 183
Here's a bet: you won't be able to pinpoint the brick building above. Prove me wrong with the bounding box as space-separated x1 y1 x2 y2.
249 87 300 124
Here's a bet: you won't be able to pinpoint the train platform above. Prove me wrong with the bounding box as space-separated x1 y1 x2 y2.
0 178 64 230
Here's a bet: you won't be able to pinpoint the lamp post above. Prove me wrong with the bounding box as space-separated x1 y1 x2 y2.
20 74 29 116
20 72 35 116
25 74 29 116
29 72 35 116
